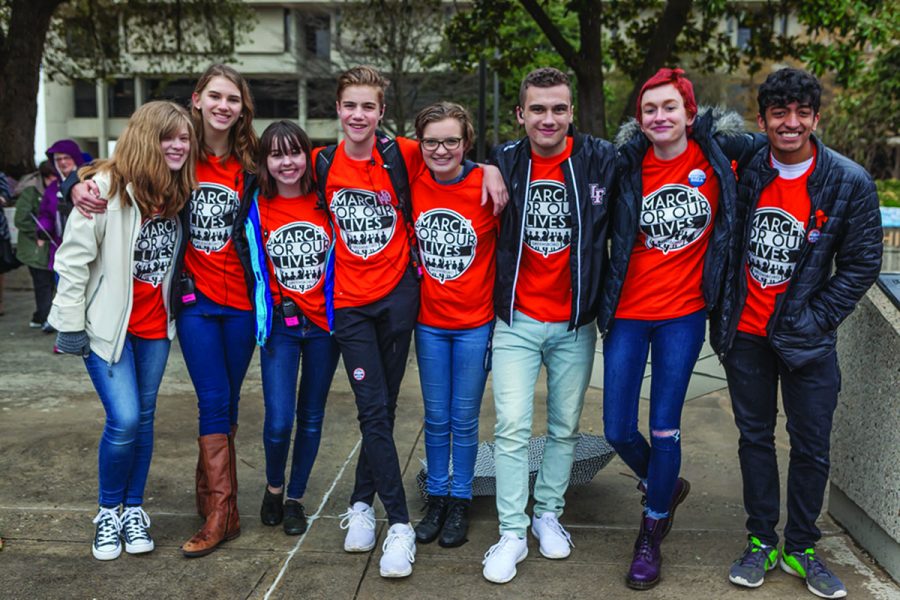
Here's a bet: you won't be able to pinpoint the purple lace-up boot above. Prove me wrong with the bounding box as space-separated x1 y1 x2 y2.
626 515 668 590
637 477 690 539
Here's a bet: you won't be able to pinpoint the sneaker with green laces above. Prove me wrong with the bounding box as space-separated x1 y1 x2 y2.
780 547 847 599
729 536 778 588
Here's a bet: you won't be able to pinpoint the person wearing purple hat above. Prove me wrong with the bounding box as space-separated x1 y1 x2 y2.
36 139 89 273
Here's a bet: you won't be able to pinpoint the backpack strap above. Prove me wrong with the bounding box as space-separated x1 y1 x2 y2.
315 144 338 211
375 132 421 278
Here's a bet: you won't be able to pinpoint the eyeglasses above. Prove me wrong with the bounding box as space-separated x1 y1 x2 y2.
421 137 462 152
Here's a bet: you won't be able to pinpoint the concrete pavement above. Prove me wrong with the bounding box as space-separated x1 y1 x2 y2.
1 267 898 600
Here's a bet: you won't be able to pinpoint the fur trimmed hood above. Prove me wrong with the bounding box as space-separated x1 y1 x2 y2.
614 105 747 149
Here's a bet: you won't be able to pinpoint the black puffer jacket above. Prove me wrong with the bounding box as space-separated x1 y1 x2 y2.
720 135 883 369
598 108 761 350
491 128 617 330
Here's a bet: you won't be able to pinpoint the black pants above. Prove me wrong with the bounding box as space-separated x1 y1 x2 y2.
333 269 419 525
29 267 55 324
723 332 840 552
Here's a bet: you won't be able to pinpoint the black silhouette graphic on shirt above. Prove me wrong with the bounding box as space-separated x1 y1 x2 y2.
748 207 805 288
134 217 177 287
639 184 711 254
190 182 240 254
525 180 571 257
330 188 396 259
415 208 477 283
266 221 329 293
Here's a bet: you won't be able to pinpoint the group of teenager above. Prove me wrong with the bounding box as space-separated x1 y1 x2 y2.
46 60 882 599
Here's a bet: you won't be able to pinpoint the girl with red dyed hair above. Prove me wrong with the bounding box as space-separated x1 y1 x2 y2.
597 68 760 589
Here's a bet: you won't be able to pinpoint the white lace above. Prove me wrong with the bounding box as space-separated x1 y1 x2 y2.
482 533 521 564
539 513 574 548
92 507 122 546
339 505 375 531
381 526 416 563
121 506 151 541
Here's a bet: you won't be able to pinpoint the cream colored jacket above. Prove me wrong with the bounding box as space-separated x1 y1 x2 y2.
48 172 180 363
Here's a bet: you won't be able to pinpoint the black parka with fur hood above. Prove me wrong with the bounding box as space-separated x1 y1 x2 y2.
598 107 762 354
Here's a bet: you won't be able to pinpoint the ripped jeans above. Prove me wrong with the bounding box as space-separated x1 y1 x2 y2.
602 309 706 517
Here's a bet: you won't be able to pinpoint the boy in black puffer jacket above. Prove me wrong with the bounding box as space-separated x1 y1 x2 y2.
723 68 882 600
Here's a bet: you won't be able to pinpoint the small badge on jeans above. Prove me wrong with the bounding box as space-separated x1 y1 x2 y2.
353 367 366 381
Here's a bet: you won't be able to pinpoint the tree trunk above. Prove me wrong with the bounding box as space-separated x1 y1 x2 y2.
619 0 694 128
574 0 605 138
0 0 65 177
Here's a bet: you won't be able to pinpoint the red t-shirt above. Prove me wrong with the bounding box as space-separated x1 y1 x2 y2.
318 139 419 309
514 137 574 323
128 216 178 339
737 155 815 336
413 165 498 329
616 139 720 320
183 155 250 310
259 192 332 331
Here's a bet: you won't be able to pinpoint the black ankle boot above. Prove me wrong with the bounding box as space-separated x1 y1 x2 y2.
282 500 307 536
438 497 470 548
260 488 284 526
414 495 448 543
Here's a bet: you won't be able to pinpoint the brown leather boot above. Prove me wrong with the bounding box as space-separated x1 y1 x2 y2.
182 434 232 557
195 446 209 518
225 424 240 540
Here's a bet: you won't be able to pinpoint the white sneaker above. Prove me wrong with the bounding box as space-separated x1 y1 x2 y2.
482 532 528 583
531 512 573 559
339 501 376 552
379 523 416 578
121 506 154 554
91 507 122 560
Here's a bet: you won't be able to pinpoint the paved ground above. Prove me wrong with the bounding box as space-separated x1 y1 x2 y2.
1 266 898 600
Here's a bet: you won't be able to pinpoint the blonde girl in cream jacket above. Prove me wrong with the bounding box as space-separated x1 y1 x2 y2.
49 101 196 560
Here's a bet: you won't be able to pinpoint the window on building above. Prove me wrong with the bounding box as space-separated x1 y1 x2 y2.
300 13 331 60
74 80 98 118
108 78 136 118
737 24 752 50
248 79 299 119
145 78 195 108
307 78 336 119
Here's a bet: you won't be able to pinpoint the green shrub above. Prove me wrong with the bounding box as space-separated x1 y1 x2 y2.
877 180 900 208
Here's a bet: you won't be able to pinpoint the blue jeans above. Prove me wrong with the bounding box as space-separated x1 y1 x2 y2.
260 314 340 499
602 309 706 517
176 290 256 436
492 311 597 536
84 335 171 508
415 322 492 499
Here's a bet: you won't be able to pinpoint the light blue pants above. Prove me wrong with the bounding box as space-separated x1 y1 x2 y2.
492 311 597 536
